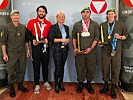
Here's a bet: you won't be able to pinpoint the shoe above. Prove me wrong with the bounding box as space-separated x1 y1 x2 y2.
43 82 52 90
59 79 65 91
77 82 83 93
86 81 94 94
18 82 28 93
9 84 16 97
111 84 117 98
34 85 40 94
55 78 60 93
100 81 109 94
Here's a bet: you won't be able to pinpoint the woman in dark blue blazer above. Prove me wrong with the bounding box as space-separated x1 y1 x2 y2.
49 11 69 93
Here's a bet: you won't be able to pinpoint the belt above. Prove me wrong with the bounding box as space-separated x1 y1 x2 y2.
61 45 66 48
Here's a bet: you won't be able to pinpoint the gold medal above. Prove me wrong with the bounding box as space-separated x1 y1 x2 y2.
111 51 116 56
108 35 112 39
18 33 20 36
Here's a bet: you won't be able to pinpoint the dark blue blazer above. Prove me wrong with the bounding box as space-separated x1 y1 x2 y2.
49 23 69 51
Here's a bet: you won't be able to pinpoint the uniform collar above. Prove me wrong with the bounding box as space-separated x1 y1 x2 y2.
11 21 20 28
81 19 92 24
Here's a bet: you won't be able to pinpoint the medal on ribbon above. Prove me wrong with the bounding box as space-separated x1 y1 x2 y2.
18 33 20 36
81 32 90 37
37 22 45 39
108 21 115 40
81 20 90 37
108 35 112 39
111 51 116 56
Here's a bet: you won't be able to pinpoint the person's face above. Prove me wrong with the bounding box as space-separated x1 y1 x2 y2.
37 8 46 19
107 12 116 21
57 14 65 24
81 10 91 20
10 13 20 22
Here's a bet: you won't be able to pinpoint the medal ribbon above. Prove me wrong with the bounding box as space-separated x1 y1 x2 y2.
108 20 115 36
37 22 45 38
111 33 117 51
82 20 90 32
37 22 47 52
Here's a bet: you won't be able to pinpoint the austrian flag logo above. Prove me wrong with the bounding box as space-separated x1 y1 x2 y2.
90 0 107 14
123 0 133 7
0 0 8 9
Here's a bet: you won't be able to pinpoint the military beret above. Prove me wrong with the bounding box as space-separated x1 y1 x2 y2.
10 10 19 15
106 8 116 14
81 7 91 13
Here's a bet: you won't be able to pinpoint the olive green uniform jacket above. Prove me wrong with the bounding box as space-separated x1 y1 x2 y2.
72 19 99 82
100 20 128 84
1 22 28 84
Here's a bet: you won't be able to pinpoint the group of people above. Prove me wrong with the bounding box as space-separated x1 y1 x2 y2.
0 5 128 99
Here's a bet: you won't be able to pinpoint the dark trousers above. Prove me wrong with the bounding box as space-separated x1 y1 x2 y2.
32 45 49 85
53 47 68 79
101 51 121 85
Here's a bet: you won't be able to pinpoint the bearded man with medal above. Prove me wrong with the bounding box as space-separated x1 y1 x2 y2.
98 8 128 98
27 6 52 94
72 7 99 94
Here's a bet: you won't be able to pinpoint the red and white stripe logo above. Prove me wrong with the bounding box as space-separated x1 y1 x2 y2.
123 0 133 7
90 0 107 14
0 0 8 9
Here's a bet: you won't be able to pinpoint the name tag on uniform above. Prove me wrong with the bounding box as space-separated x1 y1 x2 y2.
81 32 90 37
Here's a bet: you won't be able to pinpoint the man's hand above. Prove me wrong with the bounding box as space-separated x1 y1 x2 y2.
61 39 67 43
62 39 70 44
65 39 70 44
3 54 8 61
33 39 38 46
98 41 103 47
44 38 48 44
115 33 121 39
74 48 78 54
84 48 92 54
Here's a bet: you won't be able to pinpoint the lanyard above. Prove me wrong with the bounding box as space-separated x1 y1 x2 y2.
58 23 66 39
82 20 89 32
37 22 45 38
58 23 63 33
108 20 115 36
58 23 66 45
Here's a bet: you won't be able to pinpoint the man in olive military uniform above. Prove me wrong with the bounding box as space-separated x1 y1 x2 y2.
98 8 128 98
72 7 99 93
1 10 30 97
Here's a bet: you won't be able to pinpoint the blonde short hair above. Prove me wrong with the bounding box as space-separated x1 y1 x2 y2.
56 11 65 23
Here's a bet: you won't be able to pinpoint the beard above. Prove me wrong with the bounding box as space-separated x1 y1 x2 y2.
38 14 45 19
